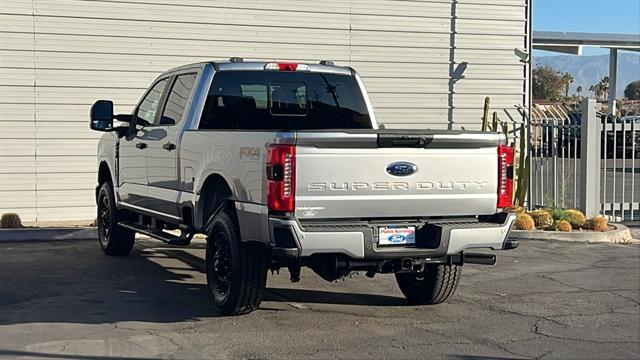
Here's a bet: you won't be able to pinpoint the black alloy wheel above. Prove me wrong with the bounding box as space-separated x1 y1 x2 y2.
206 210 267 316
96 182 135 256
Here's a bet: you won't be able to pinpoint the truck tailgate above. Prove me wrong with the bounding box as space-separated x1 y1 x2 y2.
294 131 503 220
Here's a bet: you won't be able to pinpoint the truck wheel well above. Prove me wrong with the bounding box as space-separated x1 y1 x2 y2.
199 174 234 229
96 162 112 203
98 162 112 185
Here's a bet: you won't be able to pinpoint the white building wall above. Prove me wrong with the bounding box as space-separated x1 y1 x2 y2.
0 0 530 222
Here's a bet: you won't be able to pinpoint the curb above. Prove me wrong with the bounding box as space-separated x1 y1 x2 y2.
509 223 638 244
0 227 97 242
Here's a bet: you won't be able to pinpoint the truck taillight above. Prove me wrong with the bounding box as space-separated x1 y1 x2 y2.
266 144 296 212
497 145 514 209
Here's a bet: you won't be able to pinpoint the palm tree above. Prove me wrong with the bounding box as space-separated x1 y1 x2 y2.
576 85 583 98
600 76 610 101
561 73 574 98
590 83 607 100
596 84 604 100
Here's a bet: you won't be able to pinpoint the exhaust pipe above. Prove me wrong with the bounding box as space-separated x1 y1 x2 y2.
464 253 496 265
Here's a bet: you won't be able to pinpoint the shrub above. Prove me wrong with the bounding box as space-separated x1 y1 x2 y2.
527 209 553 229
514 213 535 231
505 205 525 214
0 213 23 229
565 209 586 228
585 216 608 232
555 220 572 232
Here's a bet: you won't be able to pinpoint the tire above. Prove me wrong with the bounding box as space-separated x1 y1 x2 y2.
395 264 461 305
97 182 135 256
206 209 267 316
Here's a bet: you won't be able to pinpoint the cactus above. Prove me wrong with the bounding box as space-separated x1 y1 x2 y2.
482 97 490 131
0 213 23 229
514 213 535 231
501 121 509 139
584 216 608 232
527 209 553 229
479 99 528 207
565 209 587 228
520 124 527 157
492 112 499 132
514 155 529 206
547 207 570 222
514 125 529 206
555 220 572 232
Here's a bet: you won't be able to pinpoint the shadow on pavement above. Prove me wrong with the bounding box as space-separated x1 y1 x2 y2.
449 356 524 360
0 350 521 360
0 241 407 326
159 247 407 306
265 287 407 306
0 349 156 360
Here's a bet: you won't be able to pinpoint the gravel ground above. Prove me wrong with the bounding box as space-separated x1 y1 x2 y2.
0 238 638 360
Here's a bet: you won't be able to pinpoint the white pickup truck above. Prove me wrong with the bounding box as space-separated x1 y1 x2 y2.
90 59 517 315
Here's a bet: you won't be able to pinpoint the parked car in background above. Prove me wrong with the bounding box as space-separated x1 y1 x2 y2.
533 111 639 159
602 114 640 158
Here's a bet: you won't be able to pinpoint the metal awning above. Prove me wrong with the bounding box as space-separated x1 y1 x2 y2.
533 31 640 115
533 31 640 55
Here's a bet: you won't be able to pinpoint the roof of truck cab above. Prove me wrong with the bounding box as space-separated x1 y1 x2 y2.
164 61 353 76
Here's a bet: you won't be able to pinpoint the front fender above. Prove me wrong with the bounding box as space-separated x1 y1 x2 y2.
96 133 119 202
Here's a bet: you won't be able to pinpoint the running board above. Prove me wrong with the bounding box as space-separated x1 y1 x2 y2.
118 221 191 246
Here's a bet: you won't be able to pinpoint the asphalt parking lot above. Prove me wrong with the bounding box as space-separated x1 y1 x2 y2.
1 238 638 360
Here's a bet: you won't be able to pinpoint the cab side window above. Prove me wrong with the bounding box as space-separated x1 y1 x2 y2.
137 78 169 125
158 73 198 126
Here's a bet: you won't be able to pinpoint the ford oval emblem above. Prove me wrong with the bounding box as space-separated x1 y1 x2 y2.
386 162 418 177
388 234 406 243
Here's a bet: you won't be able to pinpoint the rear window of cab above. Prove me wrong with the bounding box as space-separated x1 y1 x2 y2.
198 71 372 130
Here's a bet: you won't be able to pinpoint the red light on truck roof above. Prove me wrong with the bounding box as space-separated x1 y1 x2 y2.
264 63 310 71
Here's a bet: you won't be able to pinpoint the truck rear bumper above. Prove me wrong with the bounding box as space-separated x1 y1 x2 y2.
269 213 516 259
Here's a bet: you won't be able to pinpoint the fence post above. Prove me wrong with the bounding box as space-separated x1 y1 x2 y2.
580 98 601 217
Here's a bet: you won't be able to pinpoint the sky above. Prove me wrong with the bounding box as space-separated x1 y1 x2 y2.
533 0 640 56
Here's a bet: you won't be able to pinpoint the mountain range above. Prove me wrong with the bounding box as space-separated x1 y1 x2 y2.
534 52 640 97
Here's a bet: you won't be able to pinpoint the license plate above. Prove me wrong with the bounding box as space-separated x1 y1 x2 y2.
378 226 416 246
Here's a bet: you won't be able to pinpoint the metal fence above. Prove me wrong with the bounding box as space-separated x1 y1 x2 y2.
601 111 639 222
524 98 639 222
526 103 581 209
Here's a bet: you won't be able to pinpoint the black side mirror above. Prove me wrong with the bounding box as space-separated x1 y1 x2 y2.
90 100 114 131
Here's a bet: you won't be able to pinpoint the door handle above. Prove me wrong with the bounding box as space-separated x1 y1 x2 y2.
136 142 147 150
163 142 176 151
